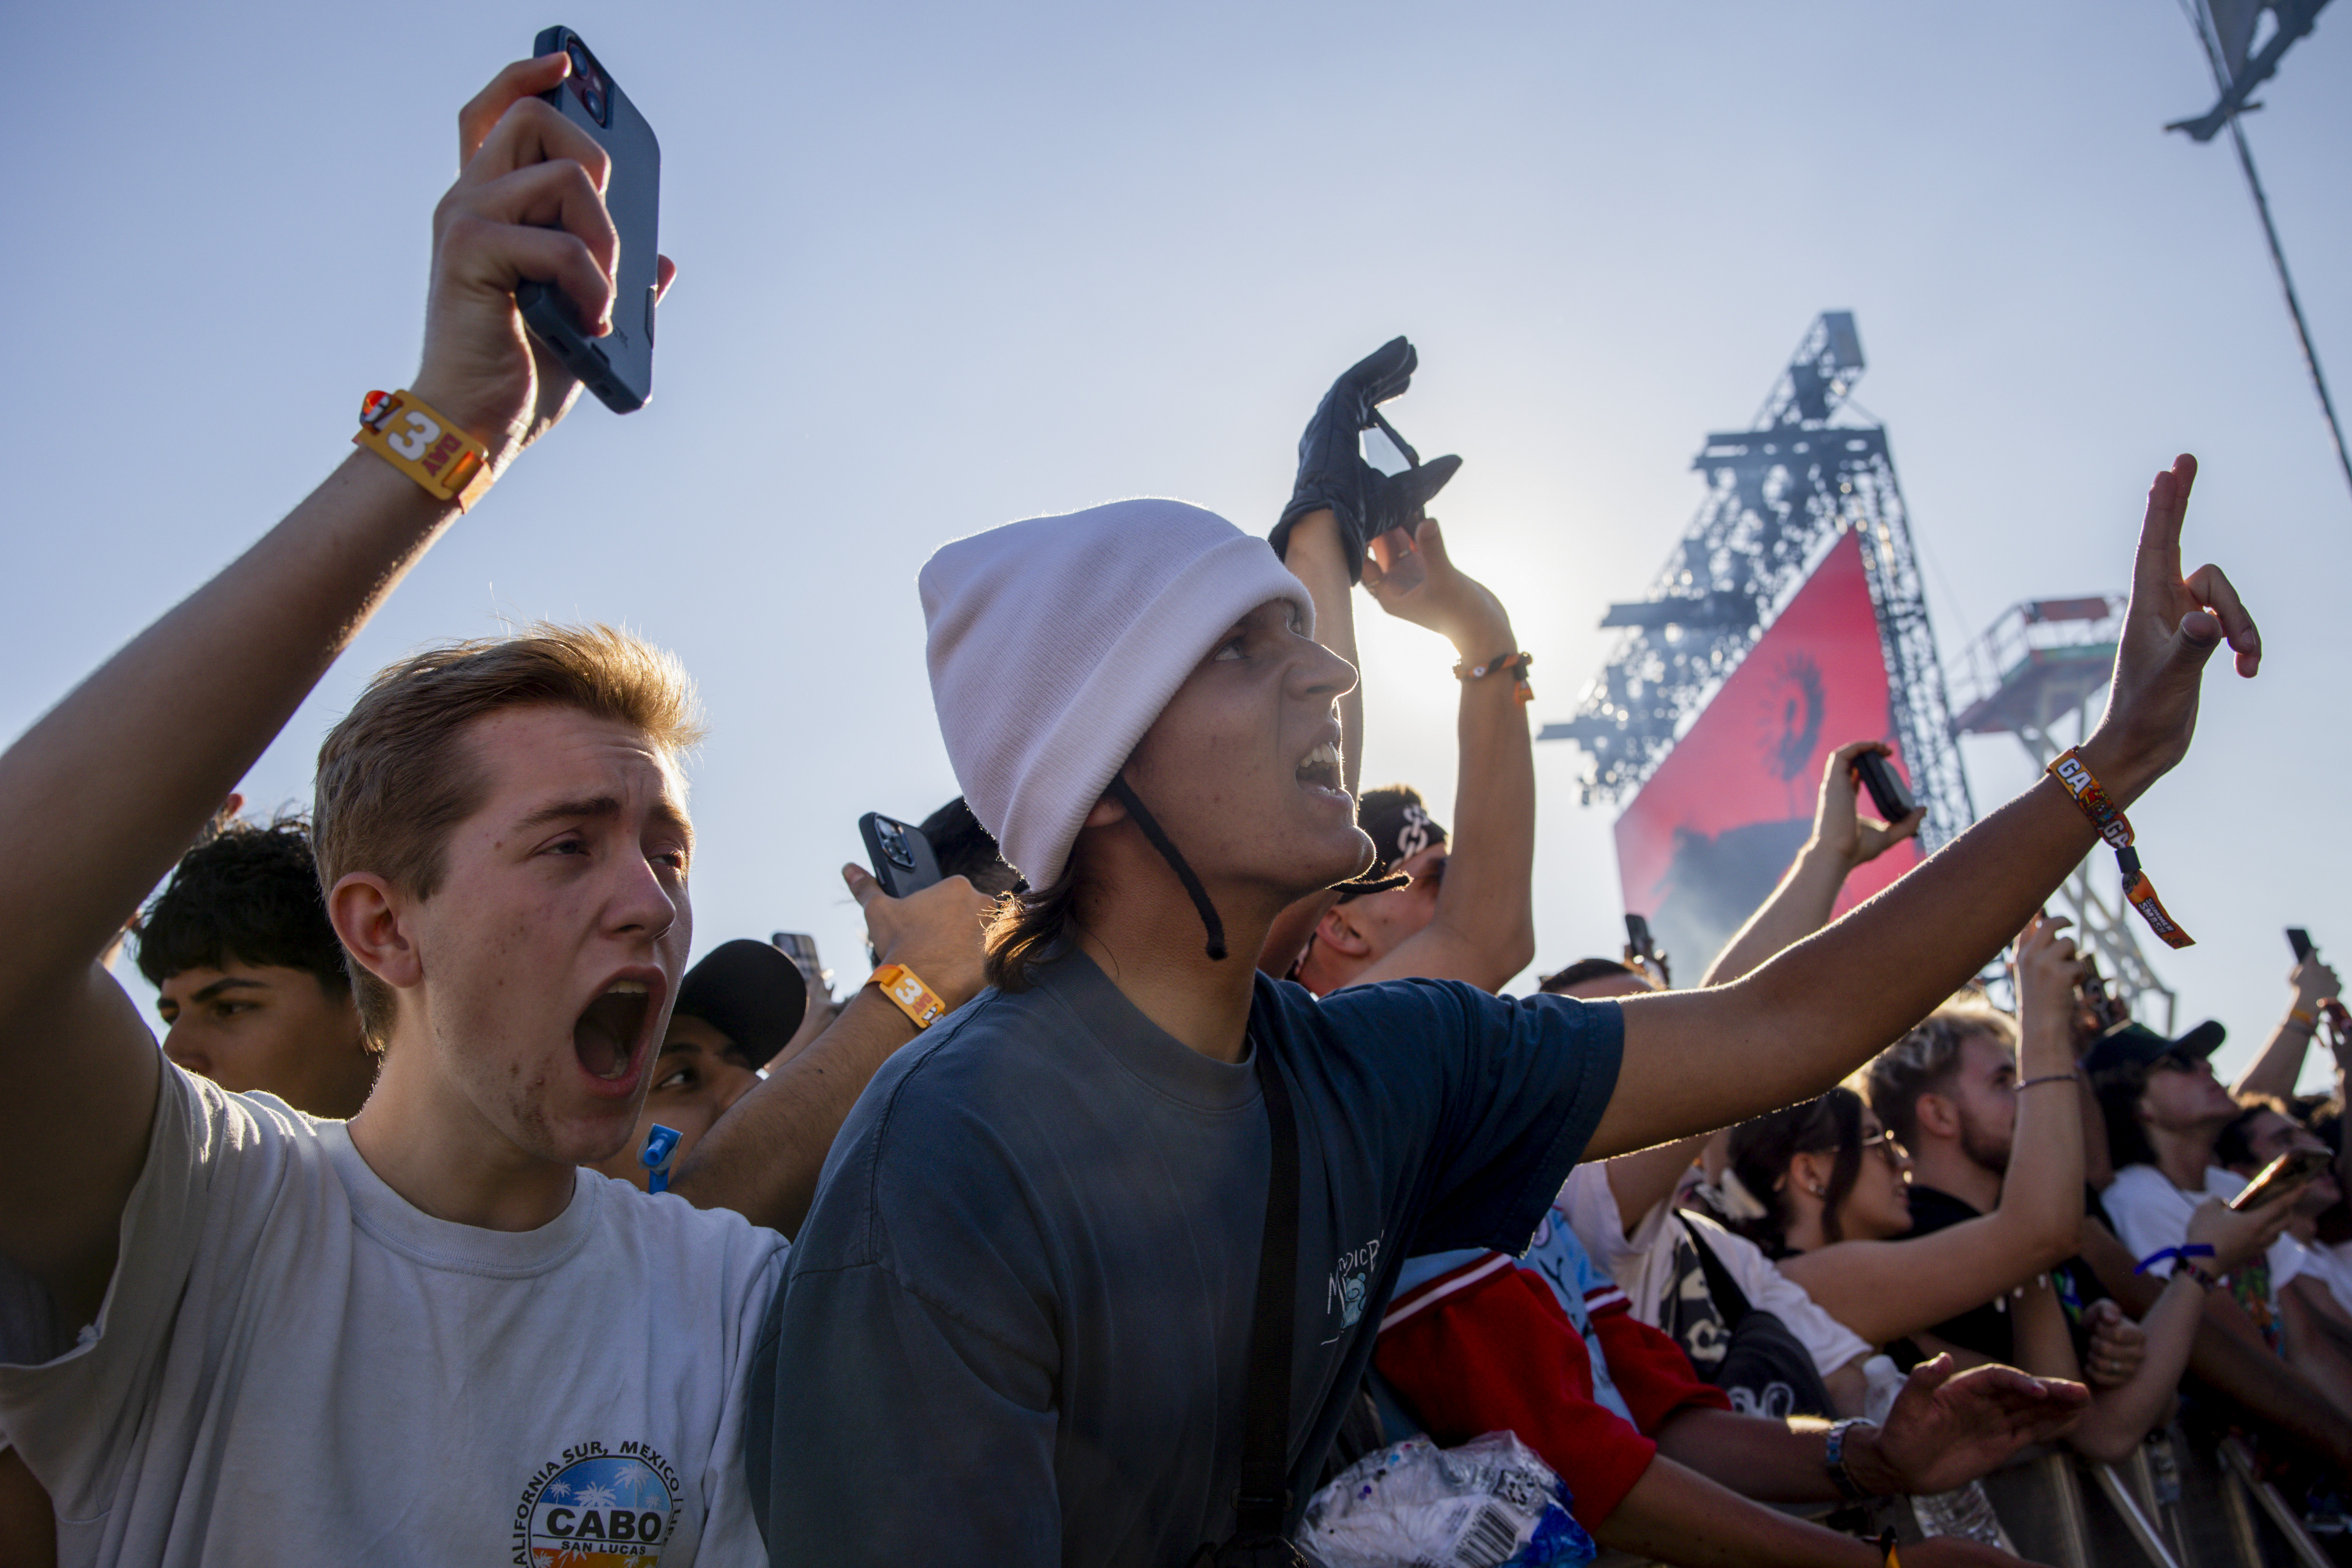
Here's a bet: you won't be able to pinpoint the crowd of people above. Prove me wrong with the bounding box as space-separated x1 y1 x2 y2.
0 48 2328 1568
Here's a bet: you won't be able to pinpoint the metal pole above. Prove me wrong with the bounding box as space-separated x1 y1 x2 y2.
2181 2 2352 503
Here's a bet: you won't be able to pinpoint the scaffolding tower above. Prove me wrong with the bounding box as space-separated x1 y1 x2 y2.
1542 312 1976 853
1948 597 2179 1031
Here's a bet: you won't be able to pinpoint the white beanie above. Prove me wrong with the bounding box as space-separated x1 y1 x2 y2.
920 498 1315 891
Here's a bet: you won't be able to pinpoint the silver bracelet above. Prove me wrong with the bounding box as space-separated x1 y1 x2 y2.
1824 1417 1875 1500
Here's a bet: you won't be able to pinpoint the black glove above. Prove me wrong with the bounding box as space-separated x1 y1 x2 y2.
1269 336 1462 584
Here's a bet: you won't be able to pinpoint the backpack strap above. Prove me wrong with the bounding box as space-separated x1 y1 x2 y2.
1678 1213 1754 1329
1234 1033 1302 1539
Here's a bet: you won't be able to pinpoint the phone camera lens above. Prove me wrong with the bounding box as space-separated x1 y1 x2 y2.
581 87 606 122
879 825 915 870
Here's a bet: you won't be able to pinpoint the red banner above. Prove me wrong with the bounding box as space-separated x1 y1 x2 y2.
1614 530 1918 979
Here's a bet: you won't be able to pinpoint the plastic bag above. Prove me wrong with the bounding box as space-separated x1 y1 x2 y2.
1297 1433 1596 1568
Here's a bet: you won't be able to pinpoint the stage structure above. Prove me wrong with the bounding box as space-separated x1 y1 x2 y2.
1543 312 1975 973
1948 597 2179 1032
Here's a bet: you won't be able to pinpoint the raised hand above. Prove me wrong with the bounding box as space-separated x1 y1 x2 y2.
1865 1353 2088 1495
417 55 676 467
1271 337 1462 582
1811 740 1926 868
843 865 997 1015
2087 456 2260 803
2012 913 2087 1047
1360 517 1511 656
2188 1192 2295 1275
2079 1299 2146 1390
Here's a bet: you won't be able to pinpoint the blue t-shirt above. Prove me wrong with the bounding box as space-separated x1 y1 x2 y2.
746 950 1622 1568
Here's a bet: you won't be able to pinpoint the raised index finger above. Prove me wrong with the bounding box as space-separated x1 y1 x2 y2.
458 53 569 167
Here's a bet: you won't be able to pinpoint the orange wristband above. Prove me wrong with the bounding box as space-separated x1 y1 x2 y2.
354 389 494 509
2046 748 2194 950
871 963 946 1028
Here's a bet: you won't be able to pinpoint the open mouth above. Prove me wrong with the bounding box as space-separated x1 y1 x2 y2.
574 979 653 1083
1295 739 1345 796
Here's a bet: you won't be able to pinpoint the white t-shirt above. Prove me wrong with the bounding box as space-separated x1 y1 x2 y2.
0 1062 785 1568
2101 1162 2307 1313
1559 1162 1873 1380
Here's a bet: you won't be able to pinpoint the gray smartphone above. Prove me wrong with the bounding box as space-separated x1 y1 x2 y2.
518 26 660 413
771 932 831 1003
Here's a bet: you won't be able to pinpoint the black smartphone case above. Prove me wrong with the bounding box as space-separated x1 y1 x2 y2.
1855 751 1915 820
859 813 944 900
519 26 660 413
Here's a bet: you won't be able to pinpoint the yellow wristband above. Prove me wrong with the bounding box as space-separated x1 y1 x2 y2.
353 389 494 509
871 963 946 1028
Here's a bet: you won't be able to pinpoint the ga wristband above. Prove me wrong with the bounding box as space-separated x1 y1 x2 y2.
2045 748 2194 950
871 963 947 1028
1454 649 1535 704
354 389 494 509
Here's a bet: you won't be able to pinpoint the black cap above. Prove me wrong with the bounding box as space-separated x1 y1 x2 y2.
672 939 808 1060
2082 1017 2226 1086
1341 785 1447 902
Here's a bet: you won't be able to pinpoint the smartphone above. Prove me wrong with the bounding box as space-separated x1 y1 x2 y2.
1623 913 1672 988
2289 927 2316 964
859 813 943 899
2232 1148 2332 1210
1852 749 1917 821
771 932 831 1002
518 27 661 413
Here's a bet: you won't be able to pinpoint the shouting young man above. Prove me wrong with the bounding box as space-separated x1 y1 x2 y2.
0 56 987 1566
747 325 2259 1563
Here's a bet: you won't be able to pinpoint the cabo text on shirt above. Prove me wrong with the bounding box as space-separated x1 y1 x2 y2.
0 1064 783 1568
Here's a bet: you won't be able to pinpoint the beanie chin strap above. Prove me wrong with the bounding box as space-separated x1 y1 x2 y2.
1104 775 1227 962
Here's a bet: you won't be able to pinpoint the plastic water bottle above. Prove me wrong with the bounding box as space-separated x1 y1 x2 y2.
1908 1480 2010 1548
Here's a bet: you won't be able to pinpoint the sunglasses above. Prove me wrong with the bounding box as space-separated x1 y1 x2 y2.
1859 1127 1909 1165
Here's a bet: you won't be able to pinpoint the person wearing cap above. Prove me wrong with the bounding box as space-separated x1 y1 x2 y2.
745 377 2249 1560
589 939 806 1193
2091 1019 2352 1402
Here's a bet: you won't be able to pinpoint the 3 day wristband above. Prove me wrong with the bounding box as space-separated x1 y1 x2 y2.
354 389 495 509
871 963 947 1029
2046 748 2194 950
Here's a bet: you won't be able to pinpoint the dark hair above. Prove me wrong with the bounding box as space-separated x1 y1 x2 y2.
2217 1095 2296 1171
135 818 349 1000
982 874 1079 993
2093 1073 2161 1171
1725 1088 1867 1256
920 797 1022 898
1539 958 1639 995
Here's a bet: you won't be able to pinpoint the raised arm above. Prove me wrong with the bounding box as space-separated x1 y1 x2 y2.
2232 955 2341 1101
671 866 993 1235
1702 740 1924 987
0 56 635 1320
1605 746 1922 1228
1346 518 1533 992
1590 455 2259 1159
1259 337 1457 975
1777 915 2088 1345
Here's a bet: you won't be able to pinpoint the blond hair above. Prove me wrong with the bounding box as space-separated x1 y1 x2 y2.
313 624 704 1049
1863 996 2018 1150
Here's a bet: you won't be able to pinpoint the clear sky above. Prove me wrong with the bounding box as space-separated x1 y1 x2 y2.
5 2 2346 1088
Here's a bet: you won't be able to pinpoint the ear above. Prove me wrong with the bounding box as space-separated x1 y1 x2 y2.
1913 1091 1961 1142
1788 1149 1833 1199
1314 903 1373 960
1082 791 1127 829
327 872 424 994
